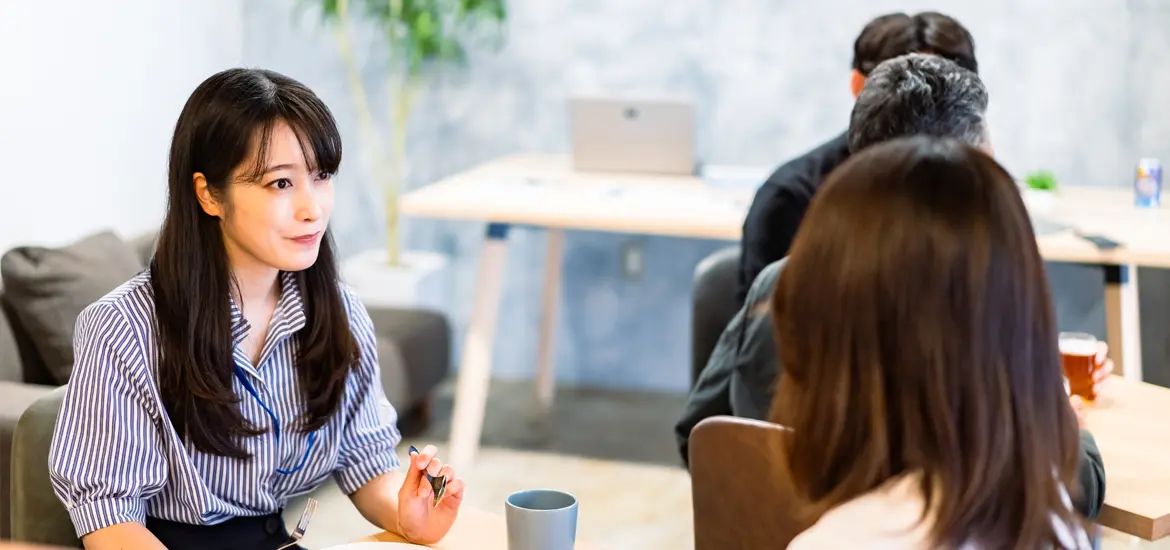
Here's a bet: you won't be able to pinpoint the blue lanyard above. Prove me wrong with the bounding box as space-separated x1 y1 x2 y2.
233 367 317 475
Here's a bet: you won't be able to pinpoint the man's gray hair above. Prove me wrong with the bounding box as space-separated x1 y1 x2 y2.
848 52 989 153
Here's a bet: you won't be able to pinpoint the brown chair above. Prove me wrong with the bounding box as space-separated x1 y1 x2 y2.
689 415 814 549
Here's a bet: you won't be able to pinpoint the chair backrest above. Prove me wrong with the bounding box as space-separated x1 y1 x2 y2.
11 386 78 547
689 415 814 549
691 246 741 386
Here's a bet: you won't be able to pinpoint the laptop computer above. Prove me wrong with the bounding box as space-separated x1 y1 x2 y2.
568 96 696 175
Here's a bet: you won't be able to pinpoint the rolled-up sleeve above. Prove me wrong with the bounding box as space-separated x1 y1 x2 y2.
333 289 403 495
48 302 168 537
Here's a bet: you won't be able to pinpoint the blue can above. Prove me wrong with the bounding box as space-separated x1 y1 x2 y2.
1135 157 1162 208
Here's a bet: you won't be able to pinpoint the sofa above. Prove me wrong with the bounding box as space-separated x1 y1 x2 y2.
0 230 451 540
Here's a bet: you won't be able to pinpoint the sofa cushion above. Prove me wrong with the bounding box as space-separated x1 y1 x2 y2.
0 231 144 385
127 232 158 265
0 302 23 383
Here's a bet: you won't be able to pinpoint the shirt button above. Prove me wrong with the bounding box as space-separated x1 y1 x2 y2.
265 516 282 535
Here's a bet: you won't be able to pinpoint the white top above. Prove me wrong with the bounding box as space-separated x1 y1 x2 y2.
788 473 1091 549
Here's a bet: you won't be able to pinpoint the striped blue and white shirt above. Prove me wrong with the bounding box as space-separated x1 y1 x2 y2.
48 270 402 537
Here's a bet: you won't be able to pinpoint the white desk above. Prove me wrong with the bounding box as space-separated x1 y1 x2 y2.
401 153 1170 467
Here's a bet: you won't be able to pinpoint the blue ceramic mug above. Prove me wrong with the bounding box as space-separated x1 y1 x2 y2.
505 489 578 550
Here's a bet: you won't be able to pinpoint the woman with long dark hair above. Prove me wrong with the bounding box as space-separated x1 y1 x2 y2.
48 68 463 549
772 136 1095 549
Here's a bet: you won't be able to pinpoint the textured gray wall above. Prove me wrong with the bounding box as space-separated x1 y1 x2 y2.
244 0 1170 392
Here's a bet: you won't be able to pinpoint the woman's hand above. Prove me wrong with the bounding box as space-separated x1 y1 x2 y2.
1070 341 1115 428
1090 341 1114 394
397 445 467 545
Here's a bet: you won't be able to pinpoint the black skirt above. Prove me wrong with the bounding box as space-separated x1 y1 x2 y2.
145 513 305 550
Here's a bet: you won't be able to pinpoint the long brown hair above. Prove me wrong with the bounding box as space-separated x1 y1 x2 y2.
152 68 359 458
769 136 1082 549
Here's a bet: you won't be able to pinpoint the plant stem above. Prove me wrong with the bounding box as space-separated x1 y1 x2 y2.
385 74 420 267
333 0 402 265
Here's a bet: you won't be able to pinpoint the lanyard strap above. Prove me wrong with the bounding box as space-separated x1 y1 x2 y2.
233 367 317 475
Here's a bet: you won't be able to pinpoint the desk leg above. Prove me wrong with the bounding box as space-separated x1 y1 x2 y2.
448 223 510 468
535 229 564 411
1104 264 1142 381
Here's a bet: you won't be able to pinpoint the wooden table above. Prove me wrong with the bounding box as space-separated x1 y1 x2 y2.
359 506 599 549
1085 376 1170 540
1032 188 1170 384
401 153 1170 467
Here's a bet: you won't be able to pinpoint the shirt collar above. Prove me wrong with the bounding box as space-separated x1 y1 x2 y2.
229 271 307 345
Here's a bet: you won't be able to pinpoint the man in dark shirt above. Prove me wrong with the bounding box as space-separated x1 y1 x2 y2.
677 53 1108 519
737 11 979 303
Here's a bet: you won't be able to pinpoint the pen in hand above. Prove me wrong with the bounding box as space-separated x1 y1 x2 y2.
408 445 448 506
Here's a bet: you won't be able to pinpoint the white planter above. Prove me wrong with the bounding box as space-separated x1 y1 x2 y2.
1022 188 1056 217
341 248 449 309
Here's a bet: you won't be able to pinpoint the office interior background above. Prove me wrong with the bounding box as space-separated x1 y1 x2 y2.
5 1 1170 548
5 0 1169 393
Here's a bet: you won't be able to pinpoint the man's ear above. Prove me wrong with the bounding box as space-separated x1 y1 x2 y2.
850 70 866 98
194 173 224 218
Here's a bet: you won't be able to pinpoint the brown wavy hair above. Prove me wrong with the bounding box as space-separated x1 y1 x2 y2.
769 136 1082 549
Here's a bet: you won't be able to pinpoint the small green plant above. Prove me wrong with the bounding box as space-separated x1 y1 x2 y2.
1024 170 1059 192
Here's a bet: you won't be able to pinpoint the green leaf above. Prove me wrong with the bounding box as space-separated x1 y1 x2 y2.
310 0 507 75
414 10 436 39
1024 170 1059 191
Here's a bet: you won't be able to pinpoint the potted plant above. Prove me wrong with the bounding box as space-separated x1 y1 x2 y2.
1022 169 1058 216
308 0 508 306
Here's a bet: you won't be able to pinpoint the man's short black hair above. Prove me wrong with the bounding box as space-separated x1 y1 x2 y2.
848 53 989 154
853 12 978 76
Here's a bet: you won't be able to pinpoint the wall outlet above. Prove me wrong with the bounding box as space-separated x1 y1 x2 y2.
621 240 644 280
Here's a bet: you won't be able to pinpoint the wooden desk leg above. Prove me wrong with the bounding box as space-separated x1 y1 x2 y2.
535 229 564 411
448 223 510 468
1104 264 1142 381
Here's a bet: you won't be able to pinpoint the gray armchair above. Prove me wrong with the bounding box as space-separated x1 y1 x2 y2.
690 247 742 386
10 386 75 546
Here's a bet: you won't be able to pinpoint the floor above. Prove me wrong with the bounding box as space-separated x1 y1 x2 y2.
292 378 1166 549
288 443 693 549
419 378 689 468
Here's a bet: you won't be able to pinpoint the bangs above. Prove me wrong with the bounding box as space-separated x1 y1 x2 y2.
238 89 342 183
